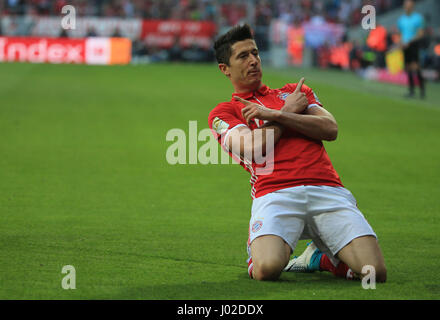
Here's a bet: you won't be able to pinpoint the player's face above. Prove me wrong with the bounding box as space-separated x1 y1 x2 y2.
221 39 262 92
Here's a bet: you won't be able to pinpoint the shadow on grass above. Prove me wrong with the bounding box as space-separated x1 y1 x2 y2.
95 271 362 300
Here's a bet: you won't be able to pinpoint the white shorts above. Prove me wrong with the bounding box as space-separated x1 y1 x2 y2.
247 185 376 268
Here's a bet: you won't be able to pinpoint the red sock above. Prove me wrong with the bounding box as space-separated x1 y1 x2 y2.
320 254 354 280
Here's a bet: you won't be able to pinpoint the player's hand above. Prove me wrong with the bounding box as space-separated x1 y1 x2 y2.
234 96 279 126
281 77 308 114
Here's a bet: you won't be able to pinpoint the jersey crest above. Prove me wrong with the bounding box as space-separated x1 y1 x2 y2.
277 92 290 101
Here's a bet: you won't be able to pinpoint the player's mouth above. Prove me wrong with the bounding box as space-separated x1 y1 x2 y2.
248 69 261 76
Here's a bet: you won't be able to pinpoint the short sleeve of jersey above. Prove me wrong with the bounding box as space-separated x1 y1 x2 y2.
282 83 324 109
416 13 425 29
397 16 403 32
208 102 247 145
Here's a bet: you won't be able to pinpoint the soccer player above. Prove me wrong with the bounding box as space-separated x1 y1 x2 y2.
398 0 426 98
208 24 387 282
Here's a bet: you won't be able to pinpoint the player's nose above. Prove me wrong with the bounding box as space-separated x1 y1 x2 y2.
249 55 259 67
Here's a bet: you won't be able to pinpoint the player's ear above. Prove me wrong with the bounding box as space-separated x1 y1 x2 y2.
218 63 231 78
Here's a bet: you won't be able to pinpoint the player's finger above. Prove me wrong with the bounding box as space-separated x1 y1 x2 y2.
294 77 305 93
234 96 250 105
301 96 308 106
244 110 256 125
241 105 252 118
241 104 252 112
246 114 256 126
242 109 252 123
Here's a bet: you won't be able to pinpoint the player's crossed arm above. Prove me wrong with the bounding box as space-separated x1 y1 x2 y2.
232 78 338 146
233 77 309 126
225 123 284 162
234 96 280 126
228 96 285 161
277 77 338 141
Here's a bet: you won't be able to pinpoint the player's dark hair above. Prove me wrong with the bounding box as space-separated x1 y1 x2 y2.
214 24 254 66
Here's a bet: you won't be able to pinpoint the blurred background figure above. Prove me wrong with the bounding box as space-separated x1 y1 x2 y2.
86 26 98 38
398 0 426 98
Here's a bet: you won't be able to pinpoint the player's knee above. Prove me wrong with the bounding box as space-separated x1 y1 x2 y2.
361 263 387 283
375 265 387 283
253 259 284 281
370 260 387 283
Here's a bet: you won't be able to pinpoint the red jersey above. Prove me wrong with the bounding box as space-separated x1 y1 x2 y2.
208 83 343 199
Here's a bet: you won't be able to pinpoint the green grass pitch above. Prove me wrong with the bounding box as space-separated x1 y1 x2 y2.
0 62 439 299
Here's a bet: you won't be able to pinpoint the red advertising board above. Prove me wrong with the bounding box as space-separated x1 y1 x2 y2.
0 37 131 65
0 37 86 64
141 20 217 49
